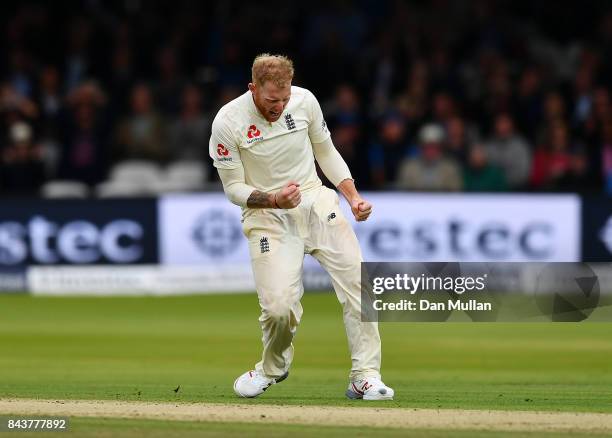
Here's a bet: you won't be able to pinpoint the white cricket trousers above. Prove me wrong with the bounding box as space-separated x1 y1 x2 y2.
242 185 381 382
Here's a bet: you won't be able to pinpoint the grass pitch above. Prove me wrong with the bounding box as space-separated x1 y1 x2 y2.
0 292 611 436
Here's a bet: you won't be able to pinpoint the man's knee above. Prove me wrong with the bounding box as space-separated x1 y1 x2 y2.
260 299 299 323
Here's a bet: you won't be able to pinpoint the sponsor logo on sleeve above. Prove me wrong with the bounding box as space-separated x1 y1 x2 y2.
216 144 232 162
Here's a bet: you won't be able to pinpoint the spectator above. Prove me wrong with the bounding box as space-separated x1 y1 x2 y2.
480 56 513 120
542 92 567 125
58 81 109 185
36 65 63 138
513 67 543 140
485 113 532 189
329 121 369 186
463 144 507 192
0 122 45 194
322 84 369 185
431 92 457 126
8 49 35 99
396 124 463 191
326 84 363 127
395 60 429 130
155 46 186 116
554 149 594 193
64 17 94 92
369 112 411 188
107 44 135 117
168 84 210 161
115 83 169 163
583 87 611 143
572 66 594 126
445 116 475 166
35 66 64 177
0 83 39 124
537 91 567 142
530 121 573 190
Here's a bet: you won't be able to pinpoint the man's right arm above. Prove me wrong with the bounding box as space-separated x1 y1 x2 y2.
210 114 301 209
246 189 277 208
209 115 259 207
217 166 301 209
217 166 276 208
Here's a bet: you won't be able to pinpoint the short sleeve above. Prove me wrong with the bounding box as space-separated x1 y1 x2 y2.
209 114 241 170
306 90 331 144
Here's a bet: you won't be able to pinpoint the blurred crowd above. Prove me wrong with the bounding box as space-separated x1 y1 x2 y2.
1 0 612 196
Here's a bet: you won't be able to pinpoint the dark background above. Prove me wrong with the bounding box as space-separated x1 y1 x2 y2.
1 0 612 195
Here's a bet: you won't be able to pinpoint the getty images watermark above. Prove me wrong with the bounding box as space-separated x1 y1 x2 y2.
361 262 612 322
372 272 490 311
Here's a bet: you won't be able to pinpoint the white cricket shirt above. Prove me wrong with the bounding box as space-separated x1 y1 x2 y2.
209 86 331 195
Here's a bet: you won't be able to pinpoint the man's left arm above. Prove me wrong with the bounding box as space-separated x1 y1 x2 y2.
306 90 372 222
312 138 372 222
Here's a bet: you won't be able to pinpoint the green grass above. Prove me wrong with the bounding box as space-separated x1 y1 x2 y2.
0 293 611 414
4 417 610 438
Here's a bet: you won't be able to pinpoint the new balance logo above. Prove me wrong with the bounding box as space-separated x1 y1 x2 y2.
327 212 336 222
260 237 270 253
285 114 296 130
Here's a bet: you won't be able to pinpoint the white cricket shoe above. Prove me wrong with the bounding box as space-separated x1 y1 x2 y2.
233 370 289 398
346 377 394 400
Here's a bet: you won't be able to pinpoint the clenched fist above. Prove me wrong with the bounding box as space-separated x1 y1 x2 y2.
350 197 372 222
275 180 301 209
